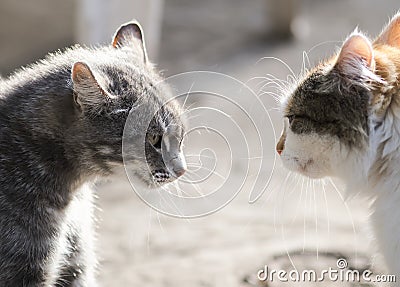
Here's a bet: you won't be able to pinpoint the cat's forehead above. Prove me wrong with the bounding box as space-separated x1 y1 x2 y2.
99 60 157 85
94 59 166 101
283 69 326 113
79 47 184 132
129 82 184 134
155 101 184 131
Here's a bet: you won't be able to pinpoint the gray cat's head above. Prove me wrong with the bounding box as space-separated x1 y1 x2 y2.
69 22 186 187
275 18 400 182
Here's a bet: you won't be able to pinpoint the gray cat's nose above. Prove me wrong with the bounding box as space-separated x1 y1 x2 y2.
173 167 186 178
164 148 187 178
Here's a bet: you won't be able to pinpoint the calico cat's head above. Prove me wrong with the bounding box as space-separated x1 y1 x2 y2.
69 21 186 187
276 14 400 184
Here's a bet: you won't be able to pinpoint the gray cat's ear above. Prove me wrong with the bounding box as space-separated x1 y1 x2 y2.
71 62 108 109
375 12 400 47
112 21 148 63
335 32 374 77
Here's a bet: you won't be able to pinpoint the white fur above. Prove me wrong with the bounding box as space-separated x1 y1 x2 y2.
280 117 343 179
280 102 400 280
366 103 400 280
279 13 400 282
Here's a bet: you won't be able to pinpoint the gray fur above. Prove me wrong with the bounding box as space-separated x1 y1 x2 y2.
0 21 185 286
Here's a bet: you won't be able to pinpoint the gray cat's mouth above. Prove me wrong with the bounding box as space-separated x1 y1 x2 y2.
149 169 181 187
151 169 171 184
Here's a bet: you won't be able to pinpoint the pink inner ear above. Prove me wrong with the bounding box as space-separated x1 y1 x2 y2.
338 34 373 68
72 62 93 83
112 23 143 48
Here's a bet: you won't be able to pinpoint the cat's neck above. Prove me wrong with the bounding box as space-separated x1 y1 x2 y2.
371 45 400 113
0 69 101 207
361 46 400 195
339 46 400 196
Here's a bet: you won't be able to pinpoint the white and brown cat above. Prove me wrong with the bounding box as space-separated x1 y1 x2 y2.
277 13 400 280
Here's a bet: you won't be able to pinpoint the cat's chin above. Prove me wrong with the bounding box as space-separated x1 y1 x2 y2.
297 170 325 179
145 181 166 189
288 167 326 179
281 157 327 179
131 175 157 189
131 173 175 189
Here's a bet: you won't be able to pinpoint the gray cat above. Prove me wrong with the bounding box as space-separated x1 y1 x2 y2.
0 21 186 286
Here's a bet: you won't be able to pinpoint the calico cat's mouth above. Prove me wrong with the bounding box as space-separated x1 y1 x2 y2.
281 154 324 179
296 161 321 179
294 157 314 173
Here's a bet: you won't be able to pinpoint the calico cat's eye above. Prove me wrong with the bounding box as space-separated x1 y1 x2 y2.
287 115 295 125
148 134 162 149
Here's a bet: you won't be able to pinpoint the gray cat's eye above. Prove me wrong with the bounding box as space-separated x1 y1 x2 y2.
148 134 162 149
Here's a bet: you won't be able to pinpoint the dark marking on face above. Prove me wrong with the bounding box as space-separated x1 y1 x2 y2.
285 70 370 148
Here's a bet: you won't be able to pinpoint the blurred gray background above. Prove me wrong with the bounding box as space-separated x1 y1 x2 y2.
1 0 399 286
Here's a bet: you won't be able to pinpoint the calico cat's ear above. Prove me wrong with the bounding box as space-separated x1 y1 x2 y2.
375 13 400 47
71 62 108 109
335 32 374 77
112 21 148 63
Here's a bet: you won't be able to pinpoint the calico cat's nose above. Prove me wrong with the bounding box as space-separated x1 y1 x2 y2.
276 134 286 156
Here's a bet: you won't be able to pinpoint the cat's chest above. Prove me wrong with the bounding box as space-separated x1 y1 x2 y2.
45 183 95 284
64 182 95 227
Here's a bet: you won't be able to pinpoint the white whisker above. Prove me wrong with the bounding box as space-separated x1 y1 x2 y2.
146 208 153 254
189 180 204 197
312 180 318 260
182 82 194 110
291 176 305 224
307 40 342 54
321 179 330 234
274 172 291 232
256 56 297 79
156 209 165 233
303 178 310 253
158 186 185 217
329 178 358 260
